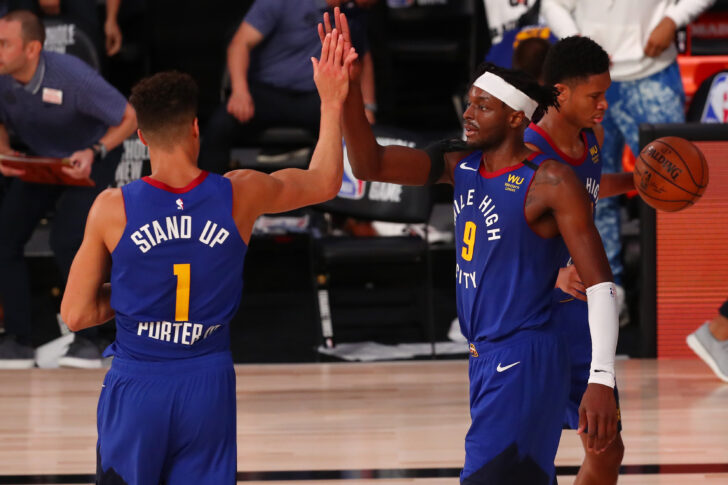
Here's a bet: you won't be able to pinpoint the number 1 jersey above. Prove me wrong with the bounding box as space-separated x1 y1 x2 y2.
108 171 247 360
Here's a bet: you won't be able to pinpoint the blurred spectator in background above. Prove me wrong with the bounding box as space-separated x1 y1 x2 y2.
688 298 728 382
0 0 123 61
200 0 377 174
511 33 553 84
542 0 716 323
482 0 542 46
103 0 121 57
485 24 555 82
482 1 556 82
0 10 136 369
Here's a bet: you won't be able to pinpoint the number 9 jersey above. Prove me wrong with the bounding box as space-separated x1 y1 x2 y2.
453 151 567 343
107 171 247 361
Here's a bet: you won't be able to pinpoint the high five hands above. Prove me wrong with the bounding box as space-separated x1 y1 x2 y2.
318 8 362 85
312 29 358 108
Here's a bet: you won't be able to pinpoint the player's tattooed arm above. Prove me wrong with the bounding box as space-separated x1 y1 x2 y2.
530 160 612 290
530 160 619 454
524 160 562 210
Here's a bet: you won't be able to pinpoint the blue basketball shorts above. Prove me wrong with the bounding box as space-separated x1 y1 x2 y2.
461 323 569 485
96 351 237 485
552 291 622 431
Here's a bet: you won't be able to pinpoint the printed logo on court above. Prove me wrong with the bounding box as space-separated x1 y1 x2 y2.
504 173 524 192
701 72 728 123
338 142 366 200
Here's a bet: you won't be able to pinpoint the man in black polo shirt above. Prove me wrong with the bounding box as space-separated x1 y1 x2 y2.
0 10 137 369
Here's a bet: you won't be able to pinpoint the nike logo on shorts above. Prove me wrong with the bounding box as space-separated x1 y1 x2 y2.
496 361 521 372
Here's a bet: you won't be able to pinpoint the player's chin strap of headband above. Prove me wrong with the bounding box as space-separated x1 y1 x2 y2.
586 282 619 388
473 71 538 120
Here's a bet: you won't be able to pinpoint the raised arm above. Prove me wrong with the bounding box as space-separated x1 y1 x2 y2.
360 51 376 124
319 9 444 186
529 160 619 454
225 31 353 241
61 189 125 332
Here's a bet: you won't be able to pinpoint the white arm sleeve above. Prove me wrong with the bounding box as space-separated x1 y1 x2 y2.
665 0 716 29
541 0 581 38
586 281 619 388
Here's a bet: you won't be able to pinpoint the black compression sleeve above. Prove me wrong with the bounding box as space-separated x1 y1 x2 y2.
425 138 468 185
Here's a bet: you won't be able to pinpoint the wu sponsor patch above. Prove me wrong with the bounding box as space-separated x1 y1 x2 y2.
590 145 599 164
504 173 524 192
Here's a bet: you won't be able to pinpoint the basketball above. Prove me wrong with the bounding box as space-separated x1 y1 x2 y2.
633 136 710 212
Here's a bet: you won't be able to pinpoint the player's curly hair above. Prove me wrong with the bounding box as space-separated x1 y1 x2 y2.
470 62 559 121
130 71 198 147
542 36 610 86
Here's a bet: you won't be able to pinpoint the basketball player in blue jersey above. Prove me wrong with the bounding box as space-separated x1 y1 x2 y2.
319 11 620 485
524 36 636 485
60 32 356 485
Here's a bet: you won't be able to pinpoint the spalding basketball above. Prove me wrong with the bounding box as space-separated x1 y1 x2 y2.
633 137 709 212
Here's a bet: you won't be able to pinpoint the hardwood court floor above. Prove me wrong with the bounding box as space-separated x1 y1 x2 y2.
1 358 727 484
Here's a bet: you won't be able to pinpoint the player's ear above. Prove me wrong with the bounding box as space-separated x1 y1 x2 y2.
192 118 200 138
554 82 569 103
137 129 148 146
509 110 526 128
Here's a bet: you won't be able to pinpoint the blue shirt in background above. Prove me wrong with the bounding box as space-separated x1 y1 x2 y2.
245 0 369 92
485 25 557 70
0 50 127 158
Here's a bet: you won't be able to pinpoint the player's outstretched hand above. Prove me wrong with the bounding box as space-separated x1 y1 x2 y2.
312 30 358 108
578 383 619 454
555 265 586 302
318 8 362 83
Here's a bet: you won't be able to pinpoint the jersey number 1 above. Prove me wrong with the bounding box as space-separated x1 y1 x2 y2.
173 263 190 321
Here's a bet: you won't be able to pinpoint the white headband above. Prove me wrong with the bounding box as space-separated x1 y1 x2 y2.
473 71 538 120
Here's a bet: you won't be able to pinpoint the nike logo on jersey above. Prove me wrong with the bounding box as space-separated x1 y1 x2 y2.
496 361 521 372
460 162 478 171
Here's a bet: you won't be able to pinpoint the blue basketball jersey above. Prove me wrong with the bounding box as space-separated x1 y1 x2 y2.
524 123 601 210
108 171 247 361
453 151 567 342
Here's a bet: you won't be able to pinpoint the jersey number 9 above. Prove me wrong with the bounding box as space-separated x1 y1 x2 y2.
462 221 476 261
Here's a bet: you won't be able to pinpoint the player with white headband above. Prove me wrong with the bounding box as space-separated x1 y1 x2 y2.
320 11 619 480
